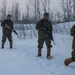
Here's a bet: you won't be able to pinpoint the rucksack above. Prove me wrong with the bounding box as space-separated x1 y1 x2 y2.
70 25 75 36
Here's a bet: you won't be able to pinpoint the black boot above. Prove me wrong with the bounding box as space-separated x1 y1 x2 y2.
64 57 74 66
47 48 53 59
1 42 5 49
10 42 13 49
37 48 42 57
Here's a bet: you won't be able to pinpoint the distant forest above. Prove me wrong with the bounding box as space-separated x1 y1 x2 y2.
0 0 75 24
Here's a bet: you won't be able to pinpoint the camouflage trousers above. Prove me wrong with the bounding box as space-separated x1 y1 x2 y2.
38 38 52 49
2 32 12 43
72 37 75 61
72 50 75 61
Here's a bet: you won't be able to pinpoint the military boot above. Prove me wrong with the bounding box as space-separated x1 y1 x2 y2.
1 42 5 49
37 48 42 57
47 48 53 59
10 42 13 49
64 58 74 66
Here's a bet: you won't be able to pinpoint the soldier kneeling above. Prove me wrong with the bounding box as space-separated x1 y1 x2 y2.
64 25 75 66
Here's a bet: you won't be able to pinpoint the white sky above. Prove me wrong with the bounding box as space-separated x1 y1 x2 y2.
0 0 61 14
51 0 61 11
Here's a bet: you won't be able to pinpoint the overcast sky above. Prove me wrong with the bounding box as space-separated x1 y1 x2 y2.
0 0 61 14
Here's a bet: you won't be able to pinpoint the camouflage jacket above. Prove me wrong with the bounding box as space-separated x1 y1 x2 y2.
36 19 53 39
1 19 13 33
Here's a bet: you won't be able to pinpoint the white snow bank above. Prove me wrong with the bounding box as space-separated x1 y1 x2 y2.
0 22 75 75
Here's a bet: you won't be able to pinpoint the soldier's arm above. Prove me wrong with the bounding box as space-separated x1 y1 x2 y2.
51 23 53 33
1 20 5 27
36 21 40 30
11 21 13 30
72 50 75 62
49 21 53 33
9 21 14 32
36 20 44 31
49 21 53 40
5 21 14 30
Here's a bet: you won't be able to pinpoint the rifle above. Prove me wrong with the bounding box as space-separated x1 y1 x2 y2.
5 24 19 37
12 29 19 37
42 27 55 44
40 21 55 44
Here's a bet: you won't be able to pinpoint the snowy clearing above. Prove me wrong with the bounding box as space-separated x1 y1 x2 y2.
0 22 75 75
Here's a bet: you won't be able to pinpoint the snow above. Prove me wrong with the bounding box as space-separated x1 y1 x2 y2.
0 22 75 75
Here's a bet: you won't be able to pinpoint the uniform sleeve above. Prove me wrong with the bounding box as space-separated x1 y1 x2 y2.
6 20 14 30
10 21 13 29
72 50 75 61
36 21 43 30
36 21 40 30
49 21 53 33
1 20 5 27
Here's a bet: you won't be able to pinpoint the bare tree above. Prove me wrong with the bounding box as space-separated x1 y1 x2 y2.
36 0 41 20
34 0 37 21
26 4 30 21
10 1 16 21
66 0 72 21
0 0 7 20
42 0 47 12
56 11 61 23
14 2 21 22
47 0 52 20
60 0 67 22
72 0 75 20
10 1 21 23
60 0 73 22
32 0 41 22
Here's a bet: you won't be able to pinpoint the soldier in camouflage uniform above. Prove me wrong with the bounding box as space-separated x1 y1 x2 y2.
36 13 53 59
64 25 75 66
1 15 13 49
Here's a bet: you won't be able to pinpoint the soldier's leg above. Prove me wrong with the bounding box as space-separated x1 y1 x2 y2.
72 38 75 61
71 49 75 61
64 38 75 66
8 33 13 48
45 38 53 59
37 39 44 57
64 58 74 66
64 49 75 66
1 33 7 48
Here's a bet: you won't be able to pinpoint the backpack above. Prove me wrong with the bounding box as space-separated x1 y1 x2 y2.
70 25 75 36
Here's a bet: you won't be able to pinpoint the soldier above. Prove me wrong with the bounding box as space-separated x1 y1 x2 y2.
1 15 13 49
36 13 53 59
64 25 75 66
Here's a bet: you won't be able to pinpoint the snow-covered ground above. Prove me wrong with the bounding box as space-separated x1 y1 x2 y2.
0 22 75 75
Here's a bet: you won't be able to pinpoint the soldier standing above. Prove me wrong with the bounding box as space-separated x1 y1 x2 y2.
64 25 75 66
36 13 53 59
1 15 13 49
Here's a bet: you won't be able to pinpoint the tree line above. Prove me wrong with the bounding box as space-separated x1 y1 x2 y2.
0 0 75 24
